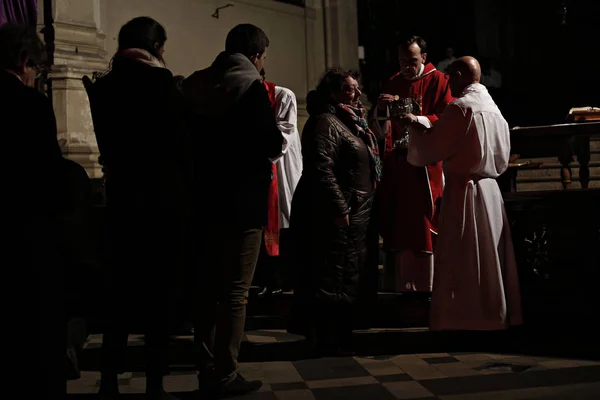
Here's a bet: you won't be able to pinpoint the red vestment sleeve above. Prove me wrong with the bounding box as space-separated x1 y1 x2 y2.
423 73 455 125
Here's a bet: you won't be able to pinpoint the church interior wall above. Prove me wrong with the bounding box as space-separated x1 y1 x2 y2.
99 0 329 130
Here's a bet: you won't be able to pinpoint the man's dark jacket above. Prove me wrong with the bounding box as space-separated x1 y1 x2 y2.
182 52 283 228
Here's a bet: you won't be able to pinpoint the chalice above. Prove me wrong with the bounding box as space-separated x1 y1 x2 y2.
392 97 413 149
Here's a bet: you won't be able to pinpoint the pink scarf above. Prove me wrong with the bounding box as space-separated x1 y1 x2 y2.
115 48 166 69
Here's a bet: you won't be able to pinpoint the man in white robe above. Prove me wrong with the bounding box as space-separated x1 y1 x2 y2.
272 86 303 230
407 56 522 330
269 85 303 292
256 73 303 295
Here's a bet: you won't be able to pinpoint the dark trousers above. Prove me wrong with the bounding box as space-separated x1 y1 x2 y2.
194 224 262 382
6 214 66 397
34 217 66 397
356 192 381 328
101 211 185 381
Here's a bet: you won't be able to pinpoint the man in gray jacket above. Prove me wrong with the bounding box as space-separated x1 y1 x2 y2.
182 23 283 397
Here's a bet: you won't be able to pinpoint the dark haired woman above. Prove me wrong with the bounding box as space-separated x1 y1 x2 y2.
88 17 193 400
289 69 381 356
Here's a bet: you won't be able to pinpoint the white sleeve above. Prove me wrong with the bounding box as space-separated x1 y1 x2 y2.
415 116 433 128
269 87 298 162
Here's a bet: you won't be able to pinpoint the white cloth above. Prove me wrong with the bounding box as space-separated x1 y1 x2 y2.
407 83 522 331
416 115 432 128
270 86 302 229
411 64 431 129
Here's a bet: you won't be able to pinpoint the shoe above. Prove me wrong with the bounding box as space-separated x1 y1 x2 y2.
220 374 262 397
66 345 80 380
66 318 88 380
200 373 262 398
334 347 356 357
257 286 269 298
67 318 88 349
271 289 283 296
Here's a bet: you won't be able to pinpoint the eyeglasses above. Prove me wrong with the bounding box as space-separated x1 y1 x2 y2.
34 65 46 79
26 63 45 80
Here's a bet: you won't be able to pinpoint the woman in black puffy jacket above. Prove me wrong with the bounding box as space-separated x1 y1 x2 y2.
289 69 381 356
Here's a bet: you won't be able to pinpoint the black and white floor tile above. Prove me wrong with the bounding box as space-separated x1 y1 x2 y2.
68 330 600 399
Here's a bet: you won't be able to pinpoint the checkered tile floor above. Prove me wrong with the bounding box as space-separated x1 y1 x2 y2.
68 331 600 399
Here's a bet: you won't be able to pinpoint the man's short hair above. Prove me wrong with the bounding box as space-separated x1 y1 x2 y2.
225 24 269 58
0 23 44 71
399 35 427 55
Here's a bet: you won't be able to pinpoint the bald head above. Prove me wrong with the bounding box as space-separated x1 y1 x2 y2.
447 56 481 97
450 56 481 82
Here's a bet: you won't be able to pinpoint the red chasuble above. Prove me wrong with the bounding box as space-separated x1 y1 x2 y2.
263 80 280 256
379 63 455 254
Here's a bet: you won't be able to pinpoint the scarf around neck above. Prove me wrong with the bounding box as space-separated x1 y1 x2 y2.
115 48 166 69
335 101 382 185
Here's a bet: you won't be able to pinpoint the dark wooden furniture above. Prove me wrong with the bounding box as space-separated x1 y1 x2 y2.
509 121 600 190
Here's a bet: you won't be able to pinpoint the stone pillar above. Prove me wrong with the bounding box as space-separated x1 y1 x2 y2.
321 0 368 108
323 0 359 71
296 0 329 133
42 0 107 178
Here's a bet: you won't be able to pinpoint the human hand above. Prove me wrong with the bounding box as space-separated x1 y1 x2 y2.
397 113 418 126
377 93 399 110
334 214 350 228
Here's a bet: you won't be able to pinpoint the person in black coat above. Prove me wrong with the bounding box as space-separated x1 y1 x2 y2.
0 22 92 398
87 17 193 400
289 69 382 356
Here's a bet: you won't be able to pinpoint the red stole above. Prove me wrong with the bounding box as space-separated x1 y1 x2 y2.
263 80 280 256
378 63 455 253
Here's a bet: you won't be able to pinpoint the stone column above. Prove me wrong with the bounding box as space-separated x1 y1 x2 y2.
296 0 329 133
323 0 359 71
41 0 108 178
321 0 368 107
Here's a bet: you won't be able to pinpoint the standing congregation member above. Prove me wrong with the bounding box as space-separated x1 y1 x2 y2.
90 17 193 400
290 69 381 356
182 23 283 397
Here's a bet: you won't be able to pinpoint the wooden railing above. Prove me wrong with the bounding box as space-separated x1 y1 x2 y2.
502 122 600 191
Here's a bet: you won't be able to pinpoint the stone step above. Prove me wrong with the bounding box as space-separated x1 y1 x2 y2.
246 291 431 330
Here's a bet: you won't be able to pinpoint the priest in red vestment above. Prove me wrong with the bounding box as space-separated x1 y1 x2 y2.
374 35 455 294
